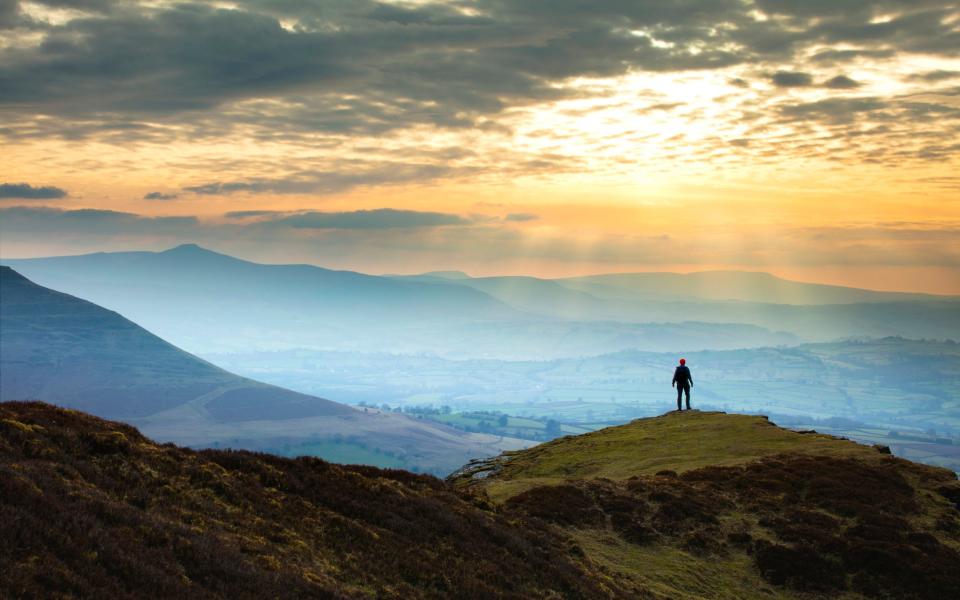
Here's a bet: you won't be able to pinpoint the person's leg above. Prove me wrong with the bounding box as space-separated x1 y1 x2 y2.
676 386 682 411
684 385 691 410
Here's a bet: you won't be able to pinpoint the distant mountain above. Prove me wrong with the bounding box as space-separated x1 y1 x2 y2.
452 410 960 599
3 244 520 354
559 270 952 305
395 271 960 344
0 267 526 472
5 402 958 599
5 246 958 360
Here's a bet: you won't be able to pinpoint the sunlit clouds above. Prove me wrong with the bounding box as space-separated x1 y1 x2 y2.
1 1 958 292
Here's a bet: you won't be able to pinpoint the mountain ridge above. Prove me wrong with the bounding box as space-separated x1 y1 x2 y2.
4 245 957 358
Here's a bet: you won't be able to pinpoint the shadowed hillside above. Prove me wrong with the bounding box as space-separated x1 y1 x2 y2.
4 403 959 599
0 266 347 420
0 402 612 599
452 411 960 599
0 267 526 473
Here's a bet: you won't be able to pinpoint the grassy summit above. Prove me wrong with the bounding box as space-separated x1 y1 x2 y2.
453 411 887 503
454 411 960 599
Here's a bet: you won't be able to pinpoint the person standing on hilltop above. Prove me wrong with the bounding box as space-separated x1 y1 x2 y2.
672 358 693 411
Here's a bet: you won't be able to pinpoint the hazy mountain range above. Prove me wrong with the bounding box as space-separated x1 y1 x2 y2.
0 267 525 473
5 244 957 360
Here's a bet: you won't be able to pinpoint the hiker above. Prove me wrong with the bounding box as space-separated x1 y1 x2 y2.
672 358 693 411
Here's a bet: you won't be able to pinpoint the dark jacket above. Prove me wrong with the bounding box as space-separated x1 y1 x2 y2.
672 365 692 386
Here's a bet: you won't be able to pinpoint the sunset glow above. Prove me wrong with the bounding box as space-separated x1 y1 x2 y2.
2 0 959 292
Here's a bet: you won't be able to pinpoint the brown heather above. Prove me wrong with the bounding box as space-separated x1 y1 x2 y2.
3 402 960 599
0 402 618 599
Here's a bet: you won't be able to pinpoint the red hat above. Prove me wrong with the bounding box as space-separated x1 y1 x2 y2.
679 358 686 365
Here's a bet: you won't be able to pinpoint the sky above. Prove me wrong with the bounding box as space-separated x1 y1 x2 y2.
1 0 959 293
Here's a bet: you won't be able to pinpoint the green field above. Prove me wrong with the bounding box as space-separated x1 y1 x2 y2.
269 440 407 469
206 338 960 471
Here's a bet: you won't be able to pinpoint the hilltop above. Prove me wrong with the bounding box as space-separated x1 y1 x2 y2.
452 411 960 599
3 404 958 599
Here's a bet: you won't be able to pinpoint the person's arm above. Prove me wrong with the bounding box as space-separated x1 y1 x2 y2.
672 368 677 387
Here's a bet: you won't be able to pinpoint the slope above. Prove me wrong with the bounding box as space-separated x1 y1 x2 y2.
0 266 348 420
452 411 960 599
0 402 614 599
0 267 526 473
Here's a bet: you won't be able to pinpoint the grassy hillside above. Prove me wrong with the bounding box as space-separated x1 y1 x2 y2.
453 411 960 599
0 402 611 599
4 403 959 599
454 411 886 503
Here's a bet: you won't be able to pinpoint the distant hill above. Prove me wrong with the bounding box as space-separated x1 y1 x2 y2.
452 410 960 599
4 403 958 599
0 267 526 473
395 270 960 344
559 270 951 305
5 245 958 359
2 244 519 354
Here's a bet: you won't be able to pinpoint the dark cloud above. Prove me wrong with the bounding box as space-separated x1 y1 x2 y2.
823 75 861 89
770 71 814 88
810 49 896 64
224 210 285 219
264 209 472 229
144 191 178 201
0 182 67 199
0 0 18 29
906 70 960 82
3 0 954 145
779 97 888 124
504 213 538 222
0 206 197 235
184 163 462 196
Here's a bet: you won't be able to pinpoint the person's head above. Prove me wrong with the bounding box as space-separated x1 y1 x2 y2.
679 358 686 366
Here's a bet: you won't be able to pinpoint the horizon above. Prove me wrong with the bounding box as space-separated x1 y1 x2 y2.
2 241 957 297
2 1 959 294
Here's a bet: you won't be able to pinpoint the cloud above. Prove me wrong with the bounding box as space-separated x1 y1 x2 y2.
4 0 955 146
0 182 67 199
906 70 960 83
144 191 178 200
0 206 197 235
224 210 285 219
263 209 472 229
504 213 539 222
184 163 463 196
810 49 896 64
778 97 888 124
823 75 861 89
770 71 814 88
